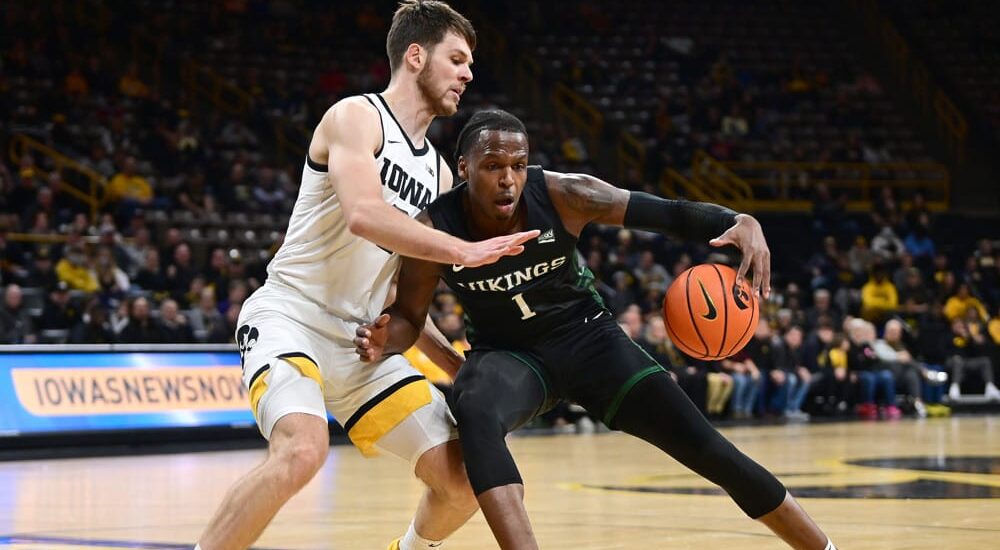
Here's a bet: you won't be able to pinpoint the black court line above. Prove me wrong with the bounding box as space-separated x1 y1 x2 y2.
0 535 287 549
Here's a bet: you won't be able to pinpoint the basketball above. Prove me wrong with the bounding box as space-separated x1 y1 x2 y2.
663 264 759 360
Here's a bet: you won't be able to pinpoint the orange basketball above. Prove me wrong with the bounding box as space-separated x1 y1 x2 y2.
663 264 759 360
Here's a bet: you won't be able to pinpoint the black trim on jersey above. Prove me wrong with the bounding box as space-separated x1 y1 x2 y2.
248 364 270 390
306 156 328 172
436 151 442 189
343 374 427 432
362 94 385 158
376 93 430 157
277 351 321 367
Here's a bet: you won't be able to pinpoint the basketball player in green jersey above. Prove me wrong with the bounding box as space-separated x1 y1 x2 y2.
356 110 837 549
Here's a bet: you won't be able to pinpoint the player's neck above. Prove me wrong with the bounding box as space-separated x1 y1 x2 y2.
381 83 434 148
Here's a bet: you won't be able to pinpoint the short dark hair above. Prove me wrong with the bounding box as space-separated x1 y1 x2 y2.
386 0 476 74
455 109 528 163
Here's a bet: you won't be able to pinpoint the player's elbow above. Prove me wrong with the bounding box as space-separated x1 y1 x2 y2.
345 203 377 238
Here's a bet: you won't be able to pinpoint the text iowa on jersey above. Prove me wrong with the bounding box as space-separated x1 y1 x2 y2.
454 256 568 292
379 158 434 210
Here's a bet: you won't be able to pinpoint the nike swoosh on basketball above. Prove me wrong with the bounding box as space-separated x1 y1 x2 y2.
697 279 718 320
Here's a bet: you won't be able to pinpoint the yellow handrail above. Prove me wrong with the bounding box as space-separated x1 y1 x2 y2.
692 150 753 203
8 135 106 220
851 0 968 164
551 83 604 155
181 60 255 116
616 131 646 182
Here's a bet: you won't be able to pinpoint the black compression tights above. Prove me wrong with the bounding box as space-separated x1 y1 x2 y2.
611 372 787 518
448 351 547 496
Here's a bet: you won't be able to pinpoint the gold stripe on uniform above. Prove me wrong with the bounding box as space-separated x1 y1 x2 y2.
348 379 432 457
282 355 323 385
249 373 269 420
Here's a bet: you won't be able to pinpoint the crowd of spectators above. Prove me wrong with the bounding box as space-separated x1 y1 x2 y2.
2 1 998 430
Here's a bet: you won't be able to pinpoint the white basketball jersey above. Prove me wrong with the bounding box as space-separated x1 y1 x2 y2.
266 93 442 323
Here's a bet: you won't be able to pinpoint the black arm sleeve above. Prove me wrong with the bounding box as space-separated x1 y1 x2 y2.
623 192 738 242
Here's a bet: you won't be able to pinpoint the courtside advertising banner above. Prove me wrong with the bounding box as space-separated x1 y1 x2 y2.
0 351 256 435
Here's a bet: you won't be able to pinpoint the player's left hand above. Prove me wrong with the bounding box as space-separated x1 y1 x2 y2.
709 213 771 299
354 313 390 362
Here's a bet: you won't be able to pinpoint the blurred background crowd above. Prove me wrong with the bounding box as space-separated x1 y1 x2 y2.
2 0 998 425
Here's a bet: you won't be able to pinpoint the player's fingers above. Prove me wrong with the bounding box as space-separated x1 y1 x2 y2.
505 229 541 247
759 253 772 299
501 244 525 257
708 233 732 247
356 327 369 338
374 313 390 328
736 252 752 290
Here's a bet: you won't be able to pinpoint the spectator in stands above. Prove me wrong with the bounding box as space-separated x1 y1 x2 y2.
165 243 196 304
990 304 1000 346
781 326 812 420
118 296 160 344
123 227 154 277
158 298 194 343
176 171 216 218
633 250 671 294
107 157 153 205
721 348 760 420
943 282 988 322
251 166 288 213
55 244 99 293
68 298 115 344
0 284 36 344
20 246 59 291
805 322 851 416
903 213 936 265
848 236 875 279
93 245 130 303
804 288 843 332
750 320 796 417
188 287 224 343
897 267 931 325
861 263 898 325
871 223 906 263
118 63 151 99
134 249 167 293
39 281 79 331
206 303 240 344
847 318 901 420
873 319 927 417
946 316 1000 401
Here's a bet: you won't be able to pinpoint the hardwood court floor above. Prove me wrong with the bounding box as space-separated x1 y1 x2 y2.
2 416 1000 549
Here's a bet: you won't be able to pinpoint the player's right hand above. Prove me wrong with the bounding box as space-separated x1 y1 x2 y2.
354 313 390 362
457 229 541 268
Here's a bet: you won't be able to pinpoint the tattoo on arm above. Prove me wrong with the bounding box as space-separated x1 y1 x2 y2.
562 176 616 216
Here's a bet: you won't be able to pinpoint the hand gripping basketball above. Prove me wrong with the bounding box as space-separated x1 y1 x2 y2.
709 214 771 299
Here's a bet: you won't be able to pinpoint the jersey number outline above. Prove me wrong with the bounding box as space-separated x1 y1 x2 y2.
512 292 537 320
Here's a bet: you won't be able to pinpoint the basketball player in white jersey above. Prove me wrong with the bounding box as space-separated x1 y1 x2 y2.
195 2 538 549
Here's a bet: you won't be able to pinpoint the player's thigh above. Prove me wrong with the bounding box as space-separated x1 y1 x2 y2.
451 350 552 433
546 317 666 426
324 352 454 464
238 312 328 440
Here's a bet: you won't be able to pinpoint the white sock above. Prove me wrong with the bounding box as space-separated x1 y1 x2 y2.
399 521 443 549
824 539 837 550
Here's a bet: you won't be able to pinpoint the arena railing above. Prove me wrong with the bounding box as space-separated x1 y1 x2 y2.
8 134 107 220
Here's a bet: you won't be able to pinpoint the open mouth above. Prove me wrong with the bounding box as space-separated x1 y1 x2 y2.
494 196 515 214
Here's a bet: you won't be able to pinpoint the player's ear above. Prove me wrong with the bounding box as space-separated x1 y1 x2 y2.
404 43 426 72
457 156 468 180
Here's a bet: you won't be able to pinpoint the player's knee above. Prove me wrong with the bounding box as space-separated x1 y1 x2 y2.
415 443 478 513
271 438 328 490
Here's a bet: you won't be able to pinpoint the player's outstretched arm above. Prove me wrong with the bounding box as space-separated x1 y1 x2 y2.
325 99 539 266
544 170 770 297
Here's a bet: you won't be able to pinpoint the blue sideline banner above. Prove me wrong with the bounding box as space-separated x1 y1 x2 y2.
0 347 258 436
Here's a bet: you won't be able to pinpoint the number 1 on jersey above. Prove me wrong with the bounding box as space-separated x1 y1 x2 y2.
511 292 537 320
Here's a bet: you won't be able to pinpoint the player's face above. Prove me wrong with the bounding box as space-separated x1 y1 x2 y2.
417 32 473 116
461 130 529 222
